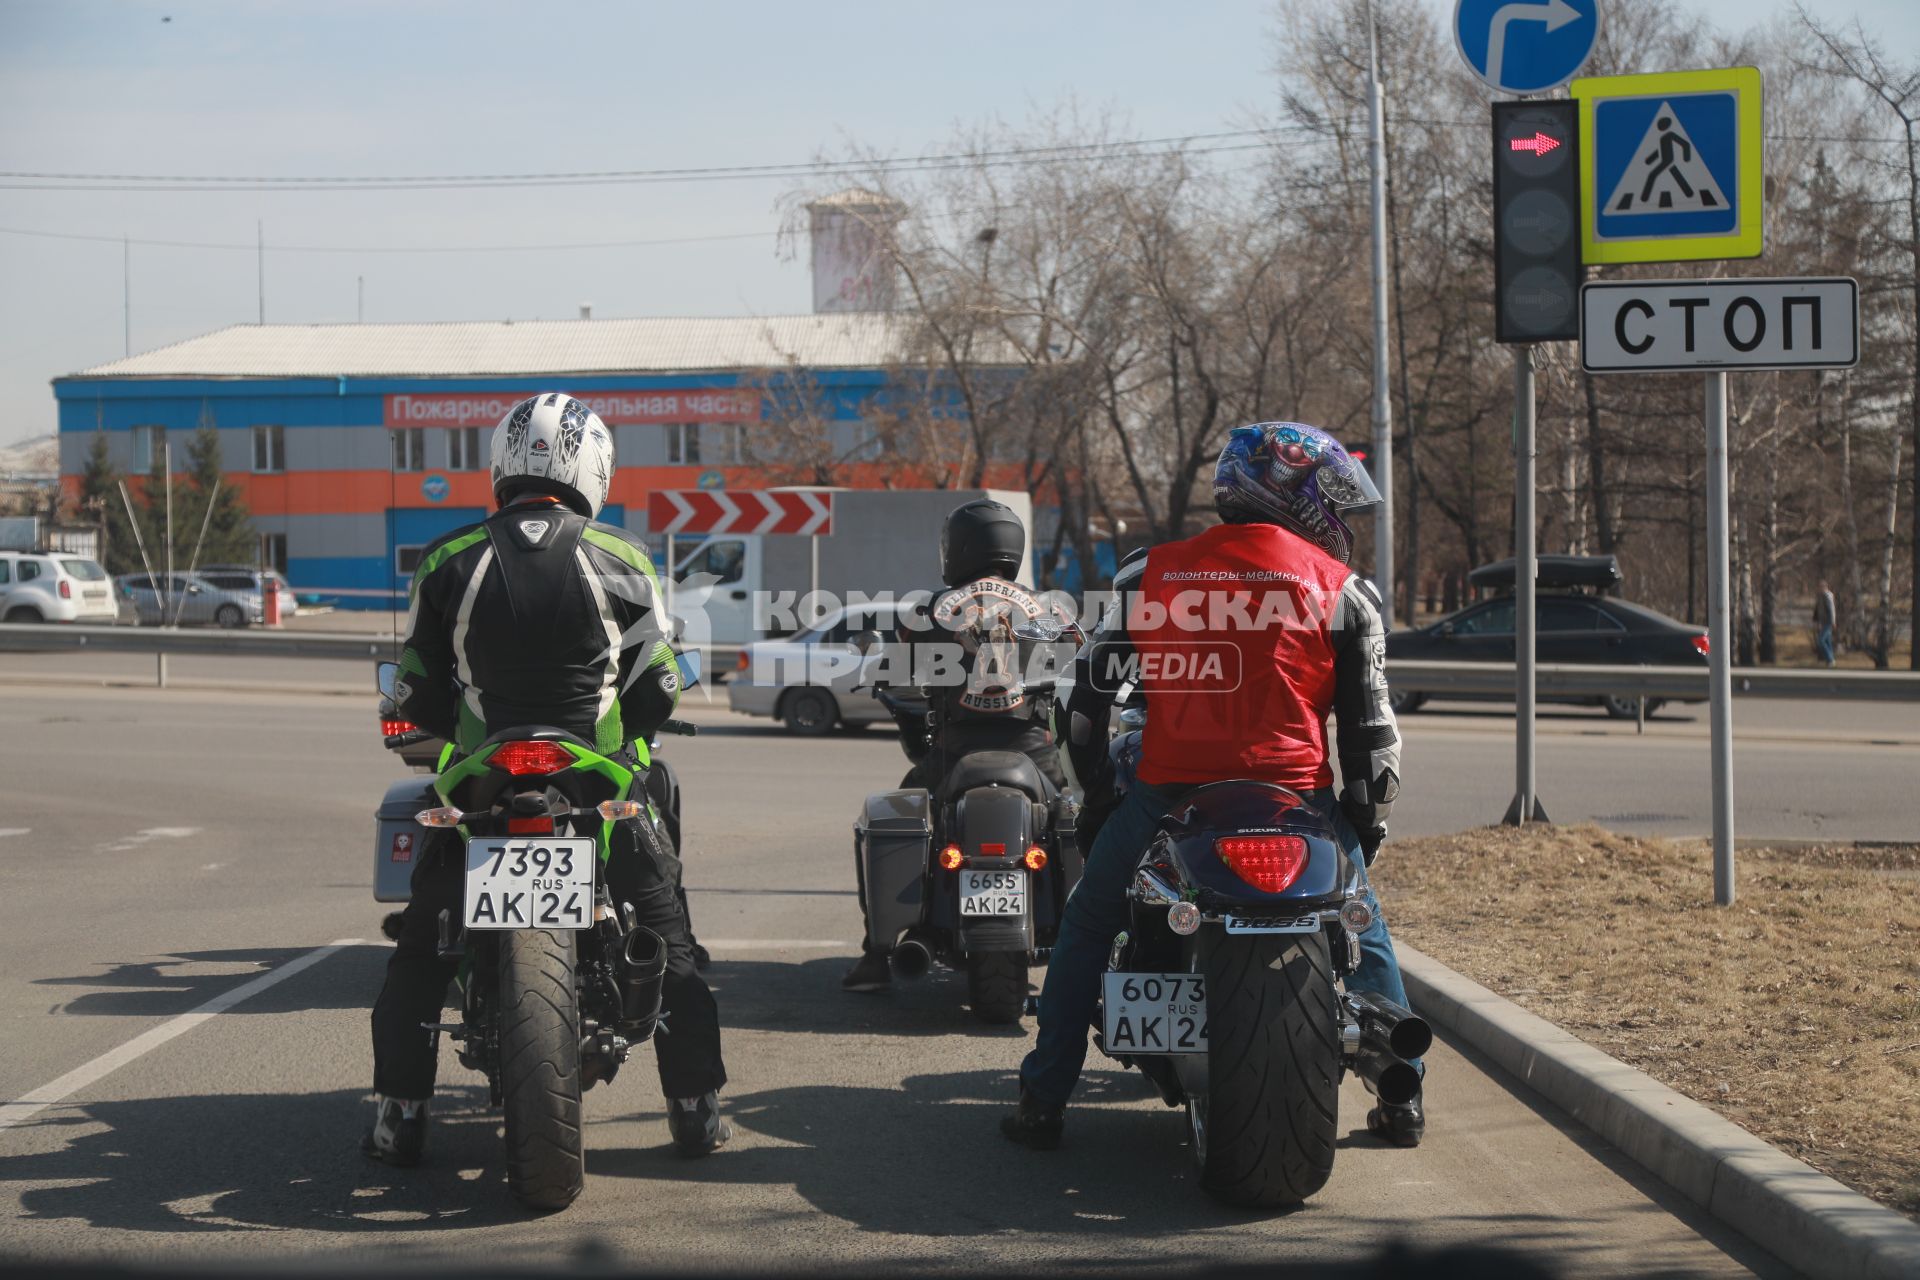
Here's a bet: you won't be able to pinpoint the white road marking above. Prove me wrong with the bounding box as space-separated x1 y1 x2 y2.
699 939 854 950
98 826 201 853
0 828 29 838
0 938 360 1131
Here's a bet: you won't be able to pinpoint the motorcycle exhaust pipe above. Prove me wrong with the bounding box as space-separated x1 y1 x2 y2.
1354 1043 1424 1107
891 932 936 981
1348 991 1433 1063
615 925 668 1037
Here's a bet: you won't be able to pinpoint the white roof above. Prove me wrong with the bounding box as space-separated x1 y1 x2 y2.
66 313 912 380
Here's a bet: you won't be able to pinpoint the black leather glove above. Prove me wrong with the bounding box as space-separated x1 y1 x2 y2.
1356 824 1387 866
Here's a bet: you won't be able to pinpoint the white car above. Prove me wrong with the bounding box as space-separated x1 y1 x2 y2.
0 551 118 624
727 602 904 735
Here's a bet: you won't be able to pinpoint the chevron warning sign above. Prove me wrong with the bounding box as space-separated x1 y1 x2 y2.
647 490 834 536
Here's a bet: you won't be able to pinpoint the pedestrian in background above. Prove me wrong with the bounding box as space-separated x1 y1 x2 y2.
1813 579 1837 667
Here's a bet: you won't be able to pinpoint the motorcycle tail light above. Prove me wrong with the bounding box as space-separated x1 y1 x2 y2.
489 740 575 776
598 800 645 820
1023 846 1048 871
980 842 1006 856
507 817 554 835
381 718 417 737
1216 835 1309 894
1691 633 1711 658
938 845 964 871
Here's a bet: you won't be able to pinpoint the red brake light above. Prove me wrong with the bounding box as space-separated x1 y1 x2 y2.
59 579 72 599
489 740 576 775
980 842 1006 856
1216 835 1309 894
381 718 418 737
736 650 750 671
507 816 555 835
1691 634 1710 657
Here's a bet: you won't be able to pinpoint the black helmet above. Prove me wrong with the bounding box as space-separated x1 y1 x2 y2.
939 499 1026 586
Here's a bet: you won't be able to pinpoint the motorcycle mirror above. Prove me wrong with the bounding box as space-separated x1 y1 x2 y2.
375 661 402 700
675 650 702 688
1120 706 1148 727
1012 617 1064 643
851 628 885 655
1437 621 1455 638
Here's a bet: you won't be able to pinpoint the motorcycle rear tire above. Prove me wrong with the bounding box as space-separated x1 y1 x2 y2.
965 949 1028 1025
1191 928 1339 1207
498 929 585 1211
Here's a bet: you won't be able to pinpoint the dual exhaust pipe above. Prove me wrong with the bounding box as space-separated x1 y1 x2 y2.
891 930 938 981
1346 991 1431 1107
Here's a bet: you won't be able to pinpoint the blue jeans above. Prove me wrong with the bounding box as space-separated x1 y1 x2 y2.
1816 625 1835 665
1020 782 1415 1108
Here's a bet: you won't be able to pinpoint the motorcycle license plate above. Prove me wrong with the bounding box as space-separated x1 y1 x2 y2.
959 868 1027 916
1102 972 1208 1054
463 837 596 931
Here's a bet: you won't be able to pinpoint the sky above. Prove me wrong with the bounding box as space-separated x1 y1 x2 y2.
2 0 1914 447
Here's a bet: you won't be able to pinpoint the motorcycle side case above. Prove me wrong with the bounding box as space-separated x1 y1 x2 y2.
375 778 438 903
855 789 931 953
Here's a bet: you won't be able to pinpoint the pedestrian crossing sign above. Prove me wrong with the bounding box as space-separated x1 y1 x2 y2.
1571 66 1763 264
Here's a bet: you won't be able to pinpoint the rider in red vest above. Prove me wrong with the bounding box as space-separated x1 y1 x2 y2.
1005 421 1423 1150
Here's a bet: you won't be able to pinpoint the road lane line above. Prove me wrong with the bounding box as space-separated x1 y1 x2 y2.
0 937 360 1131
0 828 28 838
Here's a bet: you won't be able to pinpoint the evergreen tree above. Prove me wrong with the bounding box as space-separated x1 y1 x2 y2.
77 432 141 575
173 423 255 567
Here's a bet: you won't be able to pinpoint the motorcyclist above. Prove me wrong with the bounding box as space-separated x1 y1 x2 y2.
841 498 1072 992
367 392 730 1165
1002 422 1425 1150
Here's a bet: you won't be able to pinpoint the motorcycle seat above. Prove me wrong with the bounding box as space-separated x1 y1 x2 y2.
940 751 1052 802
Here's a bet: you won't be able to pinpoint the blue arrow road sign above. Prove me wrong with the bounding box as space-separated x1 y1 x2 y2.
1454 0 1599 95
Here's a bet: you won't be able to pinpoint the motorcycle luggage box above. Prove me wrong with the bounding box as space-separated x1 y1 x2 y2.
374 778 437 902
854 790 931 953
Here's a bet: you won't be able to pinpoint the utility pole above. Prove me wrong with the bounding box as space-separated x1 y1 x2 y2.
122 234 131 357
1366 0 1395 627
358 275 365 324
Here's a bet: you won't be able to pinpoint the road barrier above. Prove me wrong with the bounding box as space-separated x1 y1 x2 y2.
1 624 1916 701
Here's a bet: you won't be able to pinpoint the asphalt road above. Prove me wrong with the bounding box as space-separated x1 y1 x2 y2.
0 678 1819 1275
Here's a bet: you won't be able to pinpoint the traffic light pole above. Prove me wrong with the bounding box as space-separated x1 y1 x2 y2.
1504 344 1546 826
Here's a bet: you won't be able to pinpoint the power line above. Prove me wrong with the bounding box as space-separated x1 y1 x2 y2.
0 225 780 254
0 129 1301 193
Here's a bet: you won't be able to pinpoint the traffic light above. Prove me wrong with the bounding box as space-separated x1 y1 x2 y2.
1493 99 1580 344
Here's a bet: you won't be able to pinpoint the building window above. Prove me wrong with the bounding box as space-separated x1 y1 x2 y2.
708 423 747 464
260 533 288 575
395 545 425 577
392 429 425 473
133 425 167 472
665 423 700 466
447 426 485 471
252 424 285 473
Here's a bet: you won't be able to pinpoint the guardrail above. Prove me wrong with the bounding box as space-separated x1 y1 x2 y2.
1386 659 1920 701
2 624 1915 701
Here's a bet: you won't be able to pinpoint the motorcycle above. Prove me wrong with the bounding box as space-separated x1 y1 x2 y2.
370 656 700 1209
1089 697 1429 1208
851 620 1083 1025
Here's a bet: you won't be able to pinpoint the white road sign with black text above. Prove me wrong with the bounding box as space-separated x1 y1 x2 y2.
1580 277 1858 373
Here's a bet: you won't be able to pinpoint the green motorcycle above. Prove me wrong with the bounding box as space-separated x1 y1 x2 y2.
372 658 697 1209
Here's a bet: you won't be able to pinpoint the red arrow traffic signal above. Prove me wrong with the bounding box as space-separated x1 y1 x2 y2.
1509 131 1563 156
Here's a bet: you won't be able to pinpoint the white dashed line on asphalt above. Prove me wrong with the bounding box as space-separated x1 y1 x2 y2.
0 938 360 1131
97 826 201 853
0 829 28 838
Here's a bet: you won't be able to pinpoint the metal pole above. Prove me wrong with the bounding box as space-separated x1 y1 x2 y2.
122 234 130 357
157 651 166 689
164 442 174 631
257 219 265 324
1505 345 1544 825
810 534 820 599
1366 2 1394 628
1705 371 1736 904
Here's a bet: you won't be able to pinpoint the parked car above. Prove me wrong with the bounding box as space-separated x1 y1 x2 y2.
0 551 117 624
116 572 263 628
196 564 301 618
728 601 905 735
1385 555 1709 719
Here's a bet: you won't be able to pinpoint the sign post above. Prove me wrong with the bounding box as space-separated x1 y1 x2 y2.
1580 276 1860 903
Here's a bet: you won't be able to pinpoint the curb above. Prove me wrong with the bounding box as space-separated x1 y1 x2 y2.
1398 943 1920 1280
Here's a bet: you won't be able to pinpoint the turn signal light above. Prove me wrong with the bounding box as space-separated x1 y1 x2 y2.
938 845 964 871
489 740 575 776
1167 901 1202 936
1216 834 1309 894
381 718 418 737
416 807 463 828
598 799 646 820
1023 846 1048 871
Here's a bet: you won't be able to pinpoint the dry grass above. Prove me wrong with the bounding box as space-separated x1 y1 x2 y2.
1372 825 1920 1216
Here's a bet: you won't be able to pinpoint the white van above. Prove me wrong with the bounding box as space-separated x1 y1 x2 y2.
0 552 118 623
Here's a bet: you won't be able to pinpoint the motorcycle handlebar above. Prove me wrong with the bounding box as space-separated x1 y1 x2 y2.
657 718 699 737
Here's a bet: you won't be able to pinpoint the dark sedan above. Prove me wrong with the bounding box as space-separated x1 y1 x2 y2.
1385 562 1708 719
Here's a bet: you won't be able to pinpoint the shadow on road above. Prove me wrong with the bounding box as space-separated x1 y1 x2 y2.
0 1084 524 1235
34 947 379 1019
702 956 1040 1041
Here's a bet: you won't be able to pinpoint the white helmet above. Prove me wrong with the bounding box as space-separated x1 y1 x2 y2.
490 392 615 518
